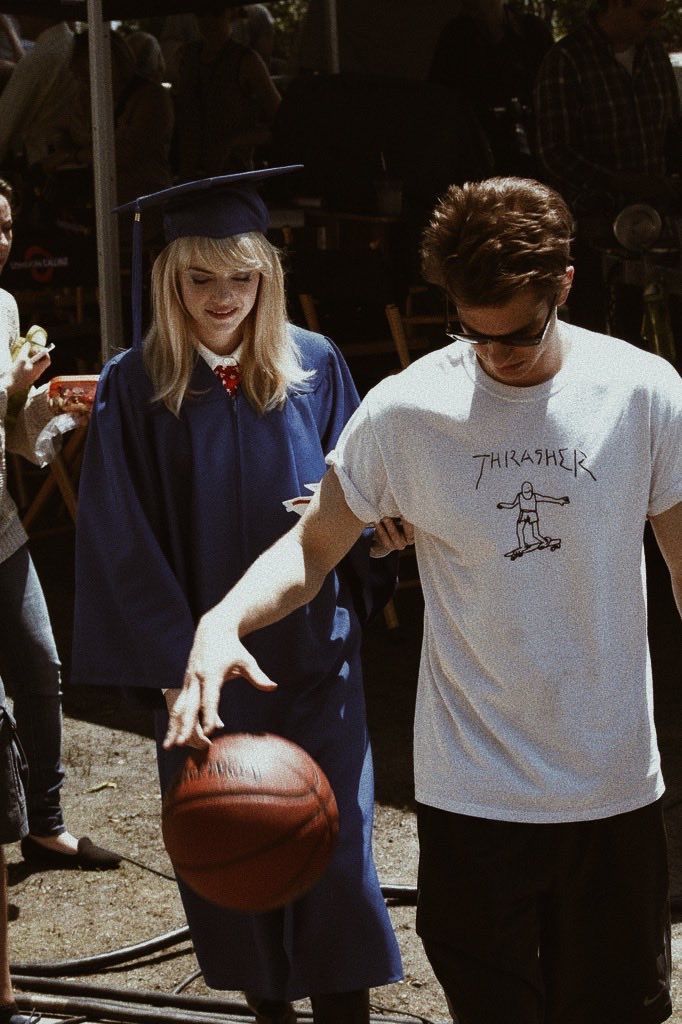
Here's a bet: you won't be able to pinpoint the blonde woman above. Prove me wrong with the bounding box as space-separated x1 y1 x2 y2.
72 169 405 1024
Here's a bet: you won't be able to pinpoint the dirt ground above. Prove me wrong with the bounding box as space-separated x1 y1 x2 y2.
4 524 682 1023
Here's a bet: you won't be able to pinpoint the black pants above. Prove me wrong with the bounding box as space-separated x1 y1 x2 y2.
416 800 671 1024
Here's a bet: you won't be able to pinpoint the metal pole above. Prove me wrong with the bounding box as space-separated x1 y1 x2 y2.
323 0 339 73
86 2 122 363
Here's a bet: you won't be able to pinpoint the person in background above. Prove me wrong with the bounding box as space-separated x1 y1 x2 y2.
166 175 681 1024
232 5 276 69
428 0 553 176
0 17 27 95
0 18 76 171
535 0 681 334
72 167 405 1024
124 29 167 84
174 1 280 177
159 13 200 86
0 177 120 872
45 30 173 212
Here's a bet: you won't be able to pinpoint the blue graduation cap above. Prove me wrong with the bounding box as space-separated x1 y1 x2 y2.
115 165 303 349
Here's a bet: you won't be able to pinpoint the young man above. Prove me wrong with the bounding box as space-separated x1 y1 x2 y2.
165 177 682 1024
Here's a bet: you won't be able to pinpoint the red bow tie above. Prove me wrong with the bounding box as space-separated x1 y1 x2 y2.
214 362 241 397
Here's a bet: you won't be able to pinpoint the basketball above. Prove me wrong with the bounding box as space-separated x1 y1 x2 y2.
161 732 339 912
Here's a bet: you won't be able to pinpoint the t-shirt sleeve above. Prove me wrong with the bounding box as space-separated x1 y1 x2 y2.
325 396 401 523
648 360 682 516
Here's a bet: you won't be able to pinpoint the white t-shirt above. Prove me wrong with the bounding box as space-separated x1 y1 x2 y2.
327 324 682 823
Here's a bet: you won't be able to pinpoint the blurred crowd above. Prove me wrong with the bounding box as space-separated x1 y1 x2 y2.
0 0 679 340
0 5 281 218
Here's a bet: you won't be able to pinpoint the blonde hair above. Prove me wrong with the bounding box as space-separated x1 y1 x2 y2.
144 232 313 415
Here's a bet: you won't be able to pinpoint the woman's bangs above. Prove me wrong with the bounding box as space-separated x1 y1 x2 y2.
183 234 270 277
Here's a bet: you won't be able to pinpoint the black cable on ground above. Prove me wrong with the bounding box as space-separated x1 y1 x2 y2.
172 967 203 994
10 886 418 978
15 992 252 1024
13 977 252 1016
10 885 423 1021
14 986 444 1024
10 926 190 976
118 854 176 881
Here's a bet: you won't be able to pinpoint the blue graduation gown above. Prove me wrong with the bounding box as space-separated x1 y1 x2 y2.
72 326 403 999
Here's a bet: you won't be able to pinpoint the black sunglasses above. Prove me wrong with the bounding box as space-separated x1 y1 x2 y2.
445 295 557 348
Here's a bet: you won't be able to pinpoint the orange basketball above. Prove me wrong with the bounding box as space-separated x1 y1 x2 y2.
161 733 339 912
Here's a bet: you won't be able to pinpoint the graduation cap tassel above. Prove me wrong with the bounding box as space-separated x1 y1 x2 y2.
131 208 143 350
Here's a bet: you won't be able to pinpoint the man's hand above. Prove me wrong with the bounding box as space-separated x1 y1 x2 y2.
163 613 278 750
163 688 217 749
370 517 415 557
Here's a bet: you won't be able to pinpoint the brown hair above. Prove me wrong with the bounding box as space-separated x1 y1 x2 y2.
420 177 574 306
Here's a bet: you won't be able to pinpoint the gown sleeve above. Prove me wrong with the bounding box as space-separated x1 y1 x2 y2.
314 335 399 624
71 355 195 704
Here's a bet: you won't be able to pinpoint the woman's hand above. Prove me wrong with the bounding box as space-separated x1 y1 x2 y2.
370 517 415 558
6 350 51 395
163 612 278 750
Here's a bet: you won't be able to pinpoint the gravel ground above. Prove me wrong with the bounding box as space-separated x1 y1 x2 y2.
4 704 447 1023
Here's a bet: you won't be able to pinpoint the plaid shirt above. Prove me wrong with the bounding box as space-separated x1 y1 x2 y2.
534 17 680 210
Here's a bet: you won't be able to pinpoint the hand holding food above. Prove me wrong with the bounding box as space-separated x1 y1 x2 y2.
5 325 53 426
9 324 54 365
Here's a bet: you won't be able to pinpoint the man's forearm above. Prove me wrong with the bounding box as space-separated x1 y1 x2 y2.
164 468 368 745
207 526 329 639
206 468 368 639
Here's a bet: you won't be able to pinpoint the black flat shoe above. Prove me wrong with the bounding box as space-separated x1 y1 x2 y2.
20 835 121 870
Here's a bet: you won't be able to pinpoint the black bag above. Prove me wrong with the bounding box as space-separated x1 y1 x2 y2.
0 704 29 845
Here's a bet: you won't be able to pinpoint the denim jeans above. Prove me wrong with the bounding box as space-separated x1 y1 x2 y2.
0 544 64 837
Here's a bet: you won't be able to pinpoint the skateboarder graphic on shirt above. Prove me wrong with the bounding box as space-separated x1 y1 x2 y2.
497 481 569 560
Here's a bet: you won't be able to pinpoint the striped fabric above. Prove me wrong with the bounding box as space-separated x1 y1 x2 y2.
535 17 680 209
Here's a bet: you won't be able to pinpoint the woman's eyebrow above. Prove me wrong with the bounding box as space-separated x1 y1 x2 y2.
187 265 213 274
